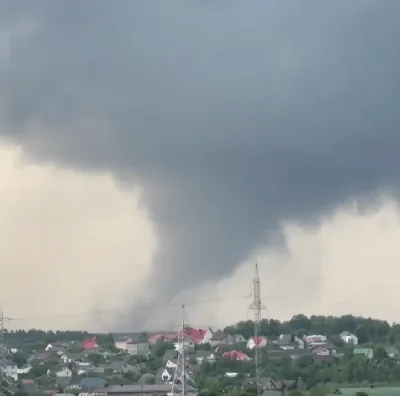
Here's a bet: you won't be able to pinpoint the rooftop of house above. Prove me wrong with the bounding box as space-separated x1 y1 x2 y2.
80 377 107 390
211 330 226 341
333 386 400 396
107 361 137 371
245 378 296 391
354 348 373 354
97 384 195 393
162 350 177 362
195 350 213 358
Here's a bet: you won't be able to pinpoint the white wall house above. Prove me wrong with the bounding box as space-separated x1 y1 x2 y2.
200 329 213 344
247 336 268 350
340 331 358 345
174 339 194 352
160 368 174 382
17 364 32 374
56 367 73 378
115 340 130 351
305 335 327 345
1 361 18 381
165 360 177 368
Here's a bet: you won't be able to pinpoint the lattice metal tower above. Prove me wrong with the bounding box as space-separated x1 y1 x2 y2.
249 263 265 396
171 305 196 396
0 308 13 396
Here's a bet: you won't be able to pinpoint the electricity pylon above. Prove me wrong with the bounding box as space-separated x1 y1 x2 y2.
171 305 196 396
0 308 14 396
249 263 265 396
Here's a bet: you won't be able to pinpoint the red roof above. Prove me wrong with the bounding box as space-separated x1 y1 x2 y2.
223 350 250 361
250 336 267 345
148 333 178 344
184 327 207 342
82 337 98 349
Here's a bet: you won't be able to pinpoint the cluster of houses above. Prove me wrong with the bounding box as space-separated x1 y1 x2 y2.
2 327 395 396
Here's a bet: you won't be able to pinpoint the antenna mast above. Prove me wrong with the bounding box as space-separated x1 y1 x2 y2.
249 263 265 396
0 308 13 396
171 305 196 396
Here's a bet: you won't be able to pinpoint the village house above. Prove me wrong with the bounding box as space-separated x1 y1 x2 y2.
17 364 32 374
195 350 216 364
247 336 268 350
56 367 73 378
304 335 327 345
126 339 150 357
310 343 337 356
340 331 359 345
165 359 177 368
82 336 98 350
162 350 177 364
276 334 304 350
107 361 138 375
209 330 226 347
354 348 374 359
114 335 133 351
184 327 207 344
156 367 175 383
97 384 187 395
0 360 18 381
223 350 250 361
174 339 195 352
148 333 177 344
386 346 400 359
20 379 39 394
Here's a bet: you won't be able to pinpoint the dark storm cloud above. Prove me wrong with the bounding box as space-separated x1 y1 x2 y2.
3 0 400 326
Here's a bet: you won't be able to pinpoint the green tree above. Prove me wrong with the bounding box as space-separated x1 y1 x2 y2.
152 342 175 358
87 353 102 366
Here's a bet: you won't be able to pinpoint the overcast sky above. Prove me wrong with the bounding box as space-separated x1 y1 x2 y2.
2 0 400 331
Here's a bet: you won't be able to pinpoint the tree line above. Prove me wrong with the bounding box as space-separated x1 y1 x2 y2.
224 314 398 344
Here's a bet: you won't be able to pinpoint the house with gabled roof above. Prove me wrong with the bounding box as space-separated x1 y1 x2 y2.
195 350 216 364
82 336 98 350
247 336 268 350
223 350 250 361
155 367 175 384
353 348 374 359
333 386 400 396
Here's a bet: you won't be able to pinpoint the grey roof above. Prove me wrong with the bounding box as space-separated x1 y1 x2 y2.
128 333 148 344
211 330 225 341
80 377 107 390
309 342 336 351
195 350 212 358
386 346 399 354
313 354 336 364
98 384 191 393
245 378 295 392
278 334 293 343
162 350 177 362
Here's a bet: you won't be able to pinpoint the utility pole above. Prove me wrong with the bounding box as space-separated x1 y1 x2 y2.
249 263 265 396
181 305 185 396
0 308 14 396
171 305 196 396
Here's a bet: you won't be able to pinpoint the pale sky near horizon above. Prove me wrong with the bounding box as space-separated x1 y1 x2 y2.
2 141 400 332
